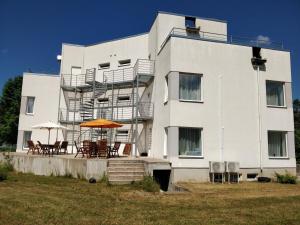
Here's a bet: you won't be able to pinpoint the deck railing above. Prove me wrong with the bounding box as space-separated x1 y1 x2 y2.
160 27 284 51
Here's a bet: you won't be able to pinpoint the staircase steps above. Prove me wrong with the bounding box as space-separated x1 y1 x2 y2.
107 159 145 184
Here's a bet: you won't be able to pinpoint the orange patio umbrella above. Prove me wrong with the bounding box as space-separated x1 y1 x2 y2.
80 119 123 128
80 119 123 139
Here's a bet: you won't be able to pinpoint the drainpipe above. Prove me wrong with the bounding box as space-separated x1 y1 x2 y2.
256 66 263 174
219 75 224 162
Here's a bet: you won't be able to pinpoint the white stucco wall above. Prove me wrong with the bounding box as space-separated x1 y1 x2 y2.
151 36 295 171
17 73 62 152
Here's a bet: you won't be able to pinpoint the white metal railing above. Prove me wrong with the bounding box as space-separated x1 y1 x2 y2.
103 59 155 84
160 27 284 51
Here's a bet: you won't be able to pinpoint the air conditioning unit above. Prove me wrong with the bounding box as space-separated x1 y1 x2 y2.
225 161 240 173
209 161 225 173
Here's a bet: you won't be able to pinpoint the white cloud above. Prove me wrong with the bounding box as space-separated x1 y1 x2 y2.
256 35 271 44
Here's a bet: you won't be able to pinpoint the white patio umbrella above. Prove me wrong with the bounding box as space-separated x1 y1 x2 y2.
32 121 68 145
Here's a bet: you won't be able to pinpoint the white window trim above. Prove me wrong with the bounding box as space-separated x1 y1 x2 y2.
266 80 286 108
178 127 204 158
178 73 203 102
25 96 35 115
118 59 131 67
268 131 289 159
164 75 168 104
22 131 32 150
98 62 110 70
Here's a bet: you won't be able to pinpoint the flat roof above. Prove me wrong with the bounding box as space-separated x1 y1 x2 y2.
157 11 227 23
23 72 59 77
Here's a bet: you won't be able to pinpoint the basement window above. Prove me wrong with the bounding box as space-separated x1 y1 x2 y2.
118 59 131 67
185 16 196 28
247 173 258 180
98 62 110 70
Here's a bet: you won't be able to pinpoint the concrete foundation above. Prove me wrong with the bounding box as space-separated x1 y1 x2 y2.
0 152 107 180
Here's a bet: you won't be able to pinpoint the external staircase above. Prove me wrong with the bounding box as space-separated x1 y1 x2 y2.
107 159 145 184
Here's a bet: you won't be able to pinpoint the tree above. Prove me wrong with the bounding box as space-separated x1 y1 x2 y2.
0 76 23 146
293 99 300 162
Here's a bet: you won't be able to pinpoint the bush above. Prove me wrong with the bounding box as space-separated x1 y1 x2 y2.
275 171 297 184
0 163 9 181
135 175 160 192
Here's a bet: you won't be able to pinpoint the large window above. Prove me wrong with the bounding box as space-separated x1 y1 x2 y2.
266 81 285 107
23 131 32 149
26 97 35 114
179 73 202 101
179 127 202 156
268 131 287 158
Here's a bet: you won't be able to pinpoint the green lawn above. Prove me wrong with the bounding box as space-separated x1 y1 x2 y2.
1 173 300 225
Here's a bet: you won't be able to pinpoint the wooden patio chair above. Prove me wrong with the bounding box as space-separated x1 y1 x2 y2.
122 143 132 156
59 141 68 154
37 141 50 156
89 142 98 158
27 140 40 155
109 142 121 158
51 141 61 155
97 139 108 158
75 141 85 158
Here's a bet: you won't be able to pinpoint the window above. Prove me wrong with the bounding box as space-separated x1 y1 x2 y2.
98 98 109 103
164 75 168 103
118 59 131 67
98 62 110 70
116 130 128 137
26 97 35 114
163 128 168 156
185 16 196 28
268 131 287 158
179 127 202 156
117 96 130 101
23 131 32 149
179 73 202 101
266 81 285 107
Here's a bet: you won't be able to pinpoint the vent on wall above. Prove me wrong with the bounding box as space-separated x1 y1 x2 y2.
251 47 267 66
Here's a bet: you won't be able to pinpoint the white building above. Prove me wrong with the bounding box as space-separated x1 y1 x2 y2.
17 12 296 182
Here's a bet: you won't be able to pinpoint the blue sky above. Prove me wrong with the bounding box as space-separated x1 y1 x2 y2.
0 0 299 98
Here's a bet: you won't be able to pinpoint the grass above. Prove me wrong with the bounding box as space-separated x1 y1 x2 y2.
1 173 300 225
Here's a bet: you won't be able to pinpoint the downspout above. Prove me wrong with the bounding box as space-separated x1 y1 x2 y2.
256 66 263 174
219 75 224 162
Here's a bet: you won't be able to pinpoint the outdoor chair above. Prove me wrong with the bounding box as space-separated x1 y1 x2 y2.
75 141 85 158
97 140 108 158
27 140 40 155
37 141 50 156
122 143 132 156
59 141 68 154
109 142 121 158
51 141 61 155
89 142 98 158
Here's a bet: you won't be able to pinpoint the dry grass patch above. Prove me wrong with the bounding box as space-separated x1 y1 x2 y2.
1 173 300 225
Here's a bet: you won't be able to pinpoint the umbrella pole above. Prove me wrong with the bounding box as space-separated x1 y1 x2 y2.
48 128 51 145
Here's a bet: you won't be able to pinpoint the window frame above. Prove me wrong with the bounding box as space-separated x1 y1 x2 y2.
179 73 203 103
178 127 203 158
266 80 286 108
98 62 110 70
118 59 131 67
164 74 169 104
22 131 32 150
25 96 35 115
267 130 288 159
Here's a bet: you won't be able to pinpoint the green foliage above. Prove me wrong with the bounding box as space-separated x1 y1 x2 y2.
99 173 109 185
0 76 23 146
0 161 12 181
294 99 300 163
134 175 160 192
275 171 297 184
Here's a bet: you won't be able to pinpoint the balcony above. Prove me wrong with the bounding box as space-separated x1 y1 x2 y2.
160 27 284 53
59 102 154 124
